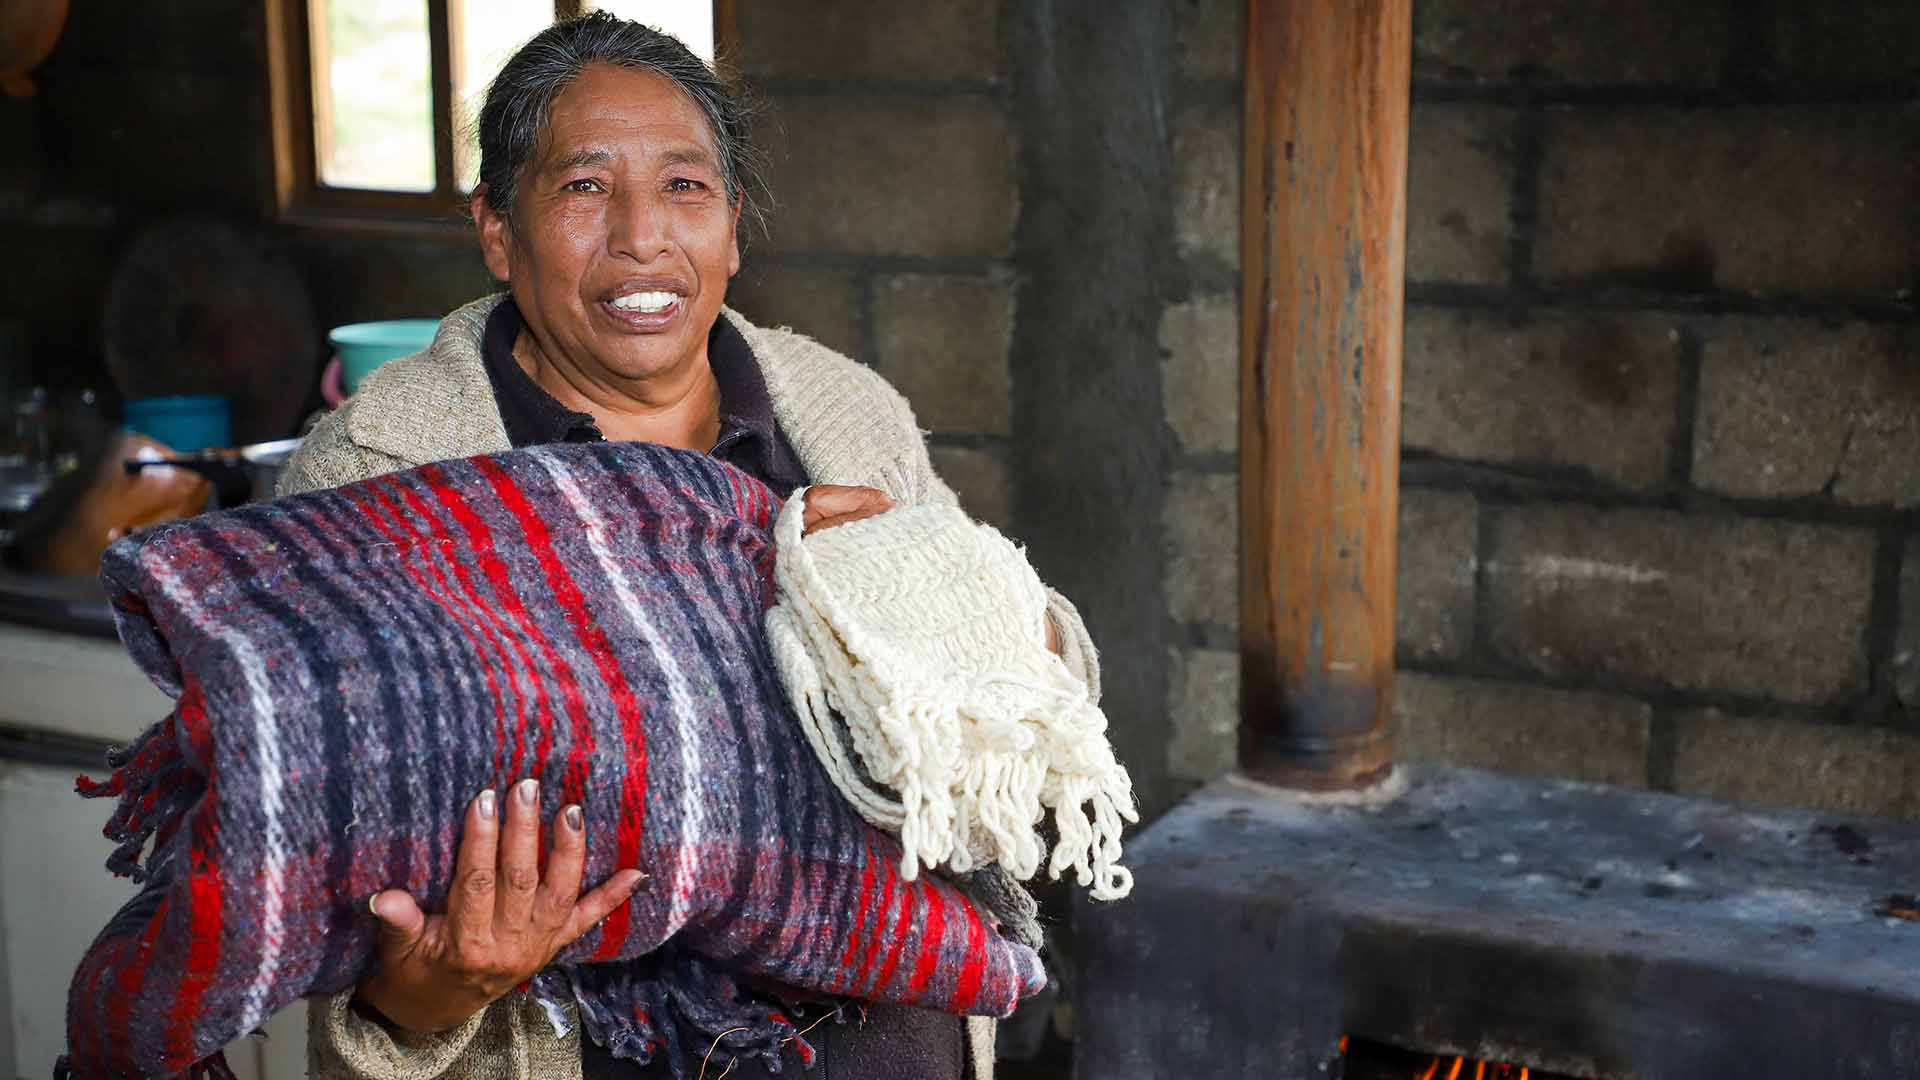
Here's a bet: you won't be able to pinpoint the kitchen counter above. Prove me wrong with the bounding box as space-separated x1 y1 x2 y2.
0 568 118 640
0 577 163 747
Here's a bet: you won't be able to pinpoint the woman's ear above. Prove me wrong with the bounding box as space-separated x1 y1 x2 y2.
471 186 513 283
727 198 742 278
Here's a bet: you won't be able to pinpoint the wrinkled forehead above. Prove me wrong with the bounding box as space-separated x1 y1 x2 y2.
532 64 723 175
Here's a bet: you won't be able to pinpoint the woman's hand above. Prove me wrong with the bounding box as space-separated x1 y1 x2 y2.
354 779 646 1033
801 485 895 535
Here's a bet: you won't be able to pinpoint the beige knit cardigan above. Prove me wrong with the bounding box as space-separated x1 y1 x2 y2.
279 294 1099 1080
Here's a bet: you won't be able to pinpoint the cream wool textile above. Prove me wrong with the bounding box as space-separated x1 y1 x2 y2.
767 488 1137 901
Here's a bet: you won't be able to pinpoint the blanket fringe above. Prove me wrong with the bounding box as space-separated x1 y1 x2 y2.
75 714 202 882
545 950 824 1079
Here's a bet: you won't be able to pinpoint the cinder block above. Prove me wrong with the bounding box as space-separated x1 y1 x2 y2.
1173 104 1239 272
1762 1 1920 88
1396 489 1477 662
870 273 1013 437
1670 709 1919 819
1168 646 1238 782
1401 306 1685 490
1487 506 1876 704
930 444 1012 533
726 267 860 358
1898 539 1920 710
1406 105 1517 286
1412 0 1733 86
1393 672 1651 787
1535 109 1920 298
1165 470 1237 629
1177 0 1242 81
735 0 1000 83
754 96 1016 258
1159 293 1237 454
1693 318 1920 509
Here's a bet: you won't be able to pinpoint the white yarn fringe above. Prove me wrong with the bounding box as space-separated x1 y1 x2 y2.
766 488 1137 901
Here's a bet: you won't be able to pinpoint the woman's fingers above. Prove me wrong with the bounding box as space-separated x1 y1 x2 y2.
495 778 543 930
562 869 648 944
532 804 588 929
447 788 499 953
802 485 895 536
367 890 428 959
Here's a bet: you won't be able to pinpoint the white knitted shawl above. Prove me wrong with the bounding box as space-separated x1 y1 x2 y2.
766 487 1137 901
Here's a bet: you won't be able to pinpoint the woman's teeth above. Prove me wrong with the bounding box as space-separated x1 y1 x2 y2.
610 291 677 313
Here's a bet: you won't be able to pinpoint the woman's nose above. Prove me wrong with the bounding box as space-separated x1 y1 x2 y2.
607 189 672 263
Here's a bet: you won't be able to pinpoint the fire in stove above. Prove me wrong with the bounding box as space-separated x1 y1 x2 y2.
1338 1035 1584 1080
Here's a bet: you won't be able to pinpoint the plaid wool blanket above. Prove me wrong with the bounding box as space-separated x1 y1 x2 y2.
61 442 1044 1079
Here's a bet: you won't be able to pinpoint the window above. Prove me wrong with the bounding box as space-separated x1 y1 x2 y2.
267 0 723 228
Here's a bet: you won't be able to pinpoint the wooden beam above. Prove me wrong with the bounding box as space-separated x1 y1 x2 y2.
1239 0 1412 790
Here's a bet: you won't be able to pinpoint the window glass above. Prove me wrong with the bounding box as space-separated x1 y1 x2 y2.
309 0 436 192
591 0 716 64
452 0 557 192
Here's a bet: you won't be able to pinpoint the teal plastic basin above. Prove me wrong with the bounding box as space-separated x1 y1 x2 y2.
329 319 441 393
124 395 232 453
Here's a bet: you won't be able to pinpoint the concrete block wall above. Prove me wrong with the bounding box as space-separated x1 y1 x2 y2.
1162 0 1920 820
725 0 1018 530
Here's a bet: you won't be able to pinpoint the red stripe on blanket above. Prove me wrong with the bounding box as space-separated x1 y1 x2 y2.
469 456 653 960
417 464 563 783
949 895 988 1014
851 844 896 995
867 860 916 998
165 810 226 1069
351 482 515 785
471 457 601 809
905 881 949 999
106 893 171 1061
837 837 879 983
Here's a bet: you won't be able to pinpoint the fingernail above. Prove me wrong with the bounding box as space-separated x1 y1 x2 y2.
517 778 538 806
564 805 583 831
623 869 649 891
477 789 497 820
367 893 383 918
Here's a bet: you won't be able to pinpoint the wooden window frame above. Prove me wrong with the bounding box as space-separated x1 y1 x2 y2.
265 0 736 237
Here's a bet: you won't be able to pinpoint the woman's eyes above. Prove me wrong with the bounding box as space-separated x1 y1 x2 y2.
559 176 711 195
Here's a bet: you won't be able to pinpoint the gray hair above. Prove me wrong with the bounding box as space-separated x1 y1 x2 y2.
474 12 766 239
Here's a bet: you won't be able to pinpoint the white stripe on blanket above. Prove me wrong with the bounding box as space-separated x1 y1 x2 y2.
148 552 291 1033
532 449 706 932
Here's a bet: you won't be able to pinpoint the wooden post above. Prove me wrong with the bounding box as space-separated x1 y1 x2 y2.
1239 0 1411 790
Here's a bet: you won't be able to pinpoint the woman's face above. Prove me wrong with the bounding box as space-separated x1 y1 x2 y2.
475 64 739 384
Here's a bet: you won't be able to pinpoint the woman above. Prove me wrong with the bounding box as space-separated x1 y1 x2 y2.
280 13 1099 1080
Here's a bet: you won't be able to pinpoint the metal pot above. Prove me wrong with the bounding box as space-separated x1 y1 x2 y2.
123 437 302 506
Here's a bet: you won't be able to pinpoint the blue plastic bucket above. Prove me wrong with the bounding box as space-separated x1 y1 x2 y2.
329 319 441 394
123 395 232 453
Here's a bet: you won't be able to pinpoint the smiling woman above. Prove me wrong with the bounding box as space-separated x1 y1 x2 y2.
275 12 1104 1080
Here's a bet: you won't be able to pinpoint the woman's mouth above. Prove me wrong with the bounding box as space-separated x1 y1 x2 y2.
601 289 682 328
